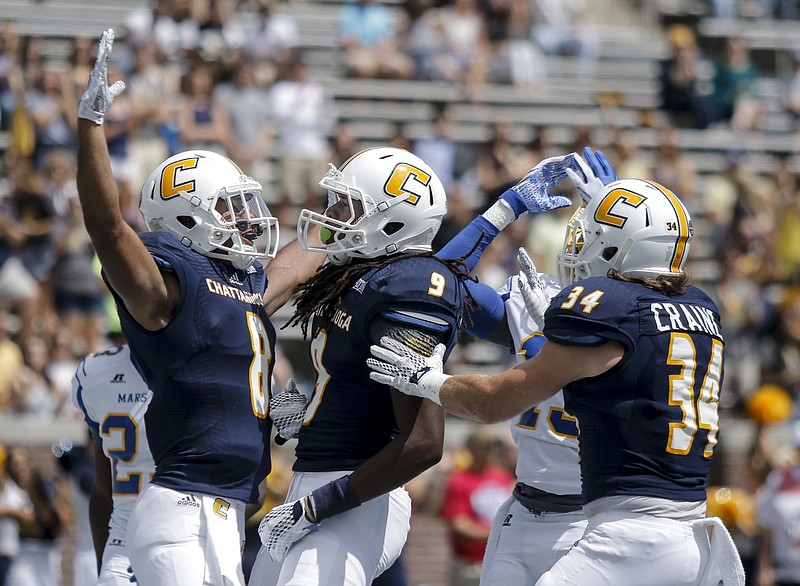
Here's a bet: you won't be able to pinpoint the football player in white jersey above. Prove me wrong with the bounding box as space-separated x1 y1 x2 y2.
478 264 587 584
72 342 154 586
433 148 616 583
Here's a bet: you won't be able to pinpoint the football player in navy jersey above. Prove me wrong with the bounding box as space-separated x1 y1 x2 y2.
76 30 323 586
369 178 746 585
246 146 469 586
248 146 580 586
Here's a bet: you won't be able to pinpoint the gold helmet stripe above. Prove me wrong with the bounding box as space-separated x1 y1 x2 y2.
645 181 691 272
223 155 245 176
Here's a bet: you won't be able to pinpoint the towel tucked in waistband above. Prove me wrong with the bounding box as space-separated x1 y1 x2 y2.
513 482 583 514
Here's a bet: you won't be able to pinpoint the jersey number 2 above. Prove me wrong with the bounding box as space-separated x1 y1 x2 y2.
102 414 143 496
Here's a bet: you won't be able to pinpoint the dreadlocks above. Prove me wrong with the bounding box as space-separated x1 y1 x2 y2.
284 251 479 339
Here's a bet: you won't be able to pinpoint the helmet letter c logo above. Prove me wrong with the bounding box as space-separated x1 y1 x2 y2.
594 189 646 228
160 158 200 200
384 163 431 205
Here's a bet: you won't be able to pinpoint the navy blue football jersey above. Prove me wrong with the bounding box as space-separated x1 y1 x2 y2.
294 256 464 472
112 231 275 503
543 276 724 504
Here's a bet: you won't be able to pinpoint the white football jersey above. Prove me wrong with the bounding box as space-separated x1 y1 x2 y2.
498 275 581 496
72 345 154 537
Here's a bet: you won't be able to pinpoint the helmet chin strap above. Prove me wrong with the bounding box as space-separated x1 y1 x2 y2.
612 237 635 276
327 251 350 266
374 191 414 214
230 254 254 270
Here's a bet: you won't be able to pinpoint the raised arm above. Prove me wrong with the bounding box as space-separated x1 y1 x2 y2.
263 227 325 316
76 29 178 331
437 154 575 269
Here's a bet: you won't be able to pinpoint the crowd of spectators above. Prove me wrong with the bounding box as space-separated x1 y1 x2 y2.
0 0 798 445
1 0 800 583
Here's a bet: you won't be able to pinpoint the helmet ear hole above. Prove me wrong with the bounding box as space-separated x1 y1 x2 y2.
602 247 618 261
383 222 404 236
177 215 197 229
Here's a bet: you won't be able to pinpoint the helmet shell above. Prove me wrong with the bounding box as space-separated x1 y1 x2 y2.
297 147 447 265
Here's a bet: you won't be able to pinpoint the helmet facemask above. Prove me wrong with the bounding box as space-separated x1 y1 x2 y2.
209 186 280 268
297 162 428 265
557 207 591 285
139 150 280 270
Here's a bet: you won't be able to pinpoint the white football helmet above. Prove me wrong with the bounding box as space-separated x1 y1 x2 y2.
557 178 693 284
296 147 447 265
139 150 279 269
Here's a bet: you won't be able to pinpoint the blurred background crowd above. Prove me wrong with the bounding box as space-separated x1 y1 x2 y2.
1 0 800 583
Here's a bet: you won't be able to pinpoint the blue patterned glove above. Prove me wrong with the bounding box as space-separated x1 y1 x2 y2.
500 154 576 218
566 147 618 205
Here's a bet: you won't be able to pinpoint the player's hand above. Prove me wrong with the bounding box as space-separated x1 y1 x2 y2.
367 337 448 404
517 248 548 331
499 154 576 219
258 497 318 562
566 147 617 205
77 29 126 125
270 378 306 445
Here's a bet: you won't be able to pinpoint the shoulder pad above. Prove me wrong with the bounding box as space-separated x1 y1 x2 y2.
382 310 450 333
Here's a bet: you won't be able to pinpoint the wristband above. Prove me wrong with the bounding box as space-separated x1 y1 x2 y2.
307 475 361 524
482 198 517 231
417 370 451 406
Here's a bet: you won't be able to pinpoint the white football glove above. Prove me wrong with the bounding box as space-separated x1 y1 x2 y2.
565 147 617 205
367 337 449 404
78 29 126 125
270 378 307 445
517 248 548 331
258 497 318 562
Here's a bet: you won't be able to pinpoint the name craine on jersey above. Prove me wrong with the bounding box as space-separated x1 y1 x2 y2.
544 276 724 503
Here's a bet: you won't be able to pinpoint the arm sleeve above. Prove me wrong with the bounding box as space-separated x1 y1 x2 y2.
436 216 501 271
464 280 505 338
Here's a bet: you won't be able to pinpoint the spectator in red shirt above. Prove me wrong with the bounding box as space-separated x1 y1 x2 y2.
441 430 514 586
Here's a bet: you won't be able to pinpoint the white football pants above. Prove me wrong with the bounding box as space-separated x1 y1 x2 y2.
535 500 744 585
127 483 247 586
249 470 412 586
481 495 587 585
